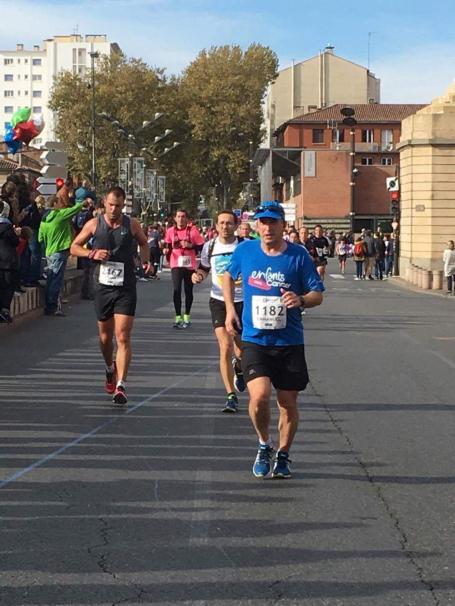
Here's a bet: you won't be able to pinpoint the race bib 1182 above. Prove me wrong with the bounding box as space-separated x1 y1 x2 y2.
252 295 287 330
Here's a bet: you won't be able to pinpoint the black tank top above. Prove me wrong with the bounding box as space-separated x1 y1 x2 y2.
93 214 136 287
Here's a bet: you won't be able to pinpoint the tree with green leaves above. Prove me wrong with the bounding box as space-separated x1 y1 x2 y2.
181 43 278 208
49 43 278 216
49 53 176 187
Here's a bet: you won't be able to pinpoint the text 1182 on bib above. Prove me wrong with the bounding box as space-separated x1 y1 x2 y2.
252 295 286 330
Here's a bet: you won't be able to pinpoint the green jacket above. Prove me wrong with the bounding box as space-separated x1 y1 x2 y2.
38 202 83 256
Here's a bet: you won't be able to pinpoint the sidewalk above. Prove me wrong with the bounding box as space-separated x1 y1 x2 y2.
4 268 83 327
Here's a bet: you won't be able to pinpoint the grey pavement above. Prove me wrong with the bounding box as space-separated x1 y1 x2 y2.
0 262 454 606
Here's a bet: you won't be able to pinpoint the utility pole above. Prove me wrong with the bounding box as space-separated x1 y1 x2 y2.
341 107 357 233
89 51 99 190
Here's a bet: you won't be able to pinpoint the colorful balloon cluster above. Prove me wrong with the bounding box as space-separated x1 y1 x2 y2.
3 107 45 153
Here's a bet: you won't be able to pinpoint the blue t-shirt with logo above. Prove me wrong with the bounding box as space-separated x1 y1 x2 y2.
227 239 324 346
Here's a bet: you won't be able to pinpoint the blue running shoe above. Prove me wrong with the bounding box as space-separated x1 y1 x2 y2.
272 451 292 479
232 358 246 392
252 444 275 478
222 393 238 413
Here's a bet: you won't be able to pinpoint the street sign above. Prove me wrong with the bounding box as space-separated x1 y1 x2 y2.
40 150 68 165
37 183 57 195
118 158 129 192
40 141 68 193
132 157 145 198
157 176 166 206
386 177 399 191
40 165 67 179
233 208 241 218
281 202 296 223
44 141 66 151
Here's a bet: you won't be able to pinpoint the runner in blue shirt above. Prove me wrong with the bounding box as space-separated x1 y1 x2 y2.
223 200 324 479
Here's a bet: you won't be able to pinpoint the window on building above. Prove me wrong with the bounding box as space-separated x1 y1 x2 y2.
24 90 28 95
32 58 42 66
4 58 13 65
284 178 291 200
308 105 318 113
4 74 13 81
78 65 85 75
331 128 345 143
34 138 42 144
312 128 325 144
381 157 393 166
78 48 86 64
361 157 373 165
17 58 21 64
361 129 374 143
24 59 28 64
381 129 393 150
4 91 13 97
4 106 14 113
32 90 42 98
32 74 42 81
4 122 10 129
17 91 21 96
24 74 28 80
294 173 301 197
32 106 42 113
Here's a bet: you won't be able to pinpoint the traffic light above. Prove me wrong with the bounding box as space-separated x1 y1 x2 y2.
390 200 400 214
56 177 65 191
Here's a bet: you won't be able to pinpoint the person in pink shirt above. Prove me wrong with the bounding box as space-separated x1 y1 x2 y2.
163 208 205 328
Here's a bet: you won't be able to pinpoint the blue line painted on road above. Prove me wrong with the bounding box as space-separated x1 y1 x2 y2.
0 364 213 489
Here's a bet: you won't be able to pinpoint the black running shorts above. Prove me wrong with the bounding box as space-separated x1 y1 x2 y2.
209 297 243 330
241 341 309 391
94 284 137 322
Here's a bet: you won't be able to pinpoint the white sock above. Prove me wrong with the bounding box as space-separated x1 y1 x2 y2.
116 379 126 389
259 439 272 448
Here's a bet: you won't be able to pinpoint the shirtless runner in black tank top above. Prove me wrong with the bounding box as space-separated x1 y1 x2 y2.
70 187 151 405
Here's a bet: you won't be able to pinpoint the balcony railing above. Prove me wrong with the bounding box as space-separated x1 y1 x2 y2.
330 142 396 152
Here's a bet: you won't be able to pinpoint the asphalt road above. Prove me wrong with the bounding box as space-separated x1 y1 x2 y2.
0 261 454 606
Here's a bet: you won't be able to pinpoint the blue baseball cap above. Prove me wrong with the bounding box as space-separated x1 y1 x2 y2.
254 200 285 220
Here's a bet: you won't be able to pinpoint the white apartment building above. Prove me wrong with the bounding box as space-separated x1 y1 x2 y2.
0 34 120 147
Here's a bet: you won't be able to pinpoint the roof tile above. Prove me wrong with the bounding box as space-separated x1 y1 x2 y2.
289 103 427 125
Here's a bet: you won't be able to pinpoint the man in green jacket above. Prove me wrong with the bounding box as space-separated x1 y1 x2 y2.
38 196 84 316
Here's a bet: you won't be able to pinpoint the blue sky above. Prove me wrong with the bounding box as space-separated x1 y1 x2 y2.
1 0 455 102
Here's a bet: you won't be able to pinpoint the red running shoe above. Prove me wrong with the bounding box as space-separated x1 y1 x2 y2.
105 362 117 394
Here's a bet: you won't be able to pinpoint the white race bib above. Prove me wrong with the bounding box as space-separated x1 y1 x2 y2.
178 255 192 268
99 261 125 286
252 296 287 330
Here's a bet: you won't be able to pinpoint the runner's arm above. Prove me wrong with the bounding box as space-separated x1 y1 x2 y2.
131 218 151 267
222 270 242 336
70 218 110 261
193 241 210 283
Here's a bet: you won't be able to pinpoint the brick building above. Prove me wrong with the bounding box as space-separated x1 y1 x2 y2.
256 103 426 231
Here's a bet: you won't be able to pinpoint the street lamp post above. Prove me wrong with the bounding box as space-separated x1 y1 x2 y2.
341 107 357 233
391 217 400 276
89 51 100 191
99 112 169 215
